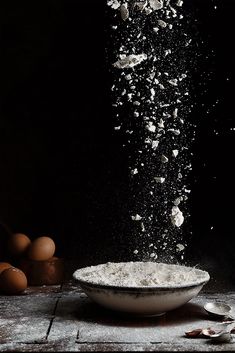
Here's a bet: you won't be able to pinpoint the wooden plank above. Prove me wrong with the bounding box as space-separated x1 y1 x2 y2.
47 288 235 351
47 292 81 344
64 293 234 343
76 342 235 352
0 286 60 345
0 341 234 352
0 282 234 351
60 280 83 295
0 340 78 352
0 317 53 345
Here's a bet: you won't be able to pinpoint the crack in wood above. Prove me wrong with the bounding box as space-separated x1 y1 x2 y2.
76 329 80 342
45 295 62 342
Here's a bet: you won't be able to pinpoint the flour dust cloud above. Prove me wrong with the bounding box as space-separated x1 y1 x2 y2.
105 0 213 263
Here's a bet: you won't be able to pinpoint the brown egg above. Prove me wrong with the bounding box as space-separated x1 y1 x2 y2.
0 262 12 274
27 236 55 261
8 233 31 256
0 267 27 294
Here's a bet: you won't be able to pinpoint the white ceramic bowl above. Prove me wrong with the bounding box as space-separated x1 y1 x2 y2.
73 262 210 316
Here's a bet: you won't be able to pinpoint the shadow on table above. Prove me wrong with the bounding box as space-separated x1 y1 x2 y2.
69 297 209 328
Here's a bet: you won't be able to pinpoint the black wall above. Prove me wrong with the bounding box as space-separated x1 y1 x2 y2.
187 0 235 284
0 1 234 282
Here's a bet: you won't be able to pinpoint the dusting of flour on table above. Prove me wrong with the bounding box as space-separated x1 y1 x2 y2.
74 262 209 287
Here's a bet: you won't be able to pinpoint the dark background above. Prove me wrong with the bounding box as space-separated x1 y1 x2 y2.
0 1 234 283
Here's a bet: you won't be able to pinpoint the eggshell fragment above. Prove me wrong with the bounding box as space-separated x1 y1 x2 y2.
185 328 202 337
28 236 55 261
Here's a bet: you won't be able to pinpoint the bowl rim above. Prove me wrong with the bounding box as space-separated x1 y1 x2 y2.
73 263 210 292
73 276 210 292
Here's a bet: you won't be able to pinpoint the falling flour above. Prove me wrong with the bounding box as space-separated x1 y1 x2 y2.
106 0 199 262
74 262 209 287
171 206 184 227
113 54 148 69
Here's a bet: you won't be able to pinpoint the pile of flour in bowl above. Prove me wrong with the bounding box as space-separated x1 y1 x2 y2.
75 262 209 287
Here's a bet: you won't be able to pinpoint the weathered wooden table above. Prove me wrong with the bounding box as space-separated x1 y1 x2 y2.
0 281 234 352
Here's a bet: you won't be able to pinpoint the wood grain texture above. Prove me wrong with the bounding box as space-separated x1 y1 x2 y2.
0 282 234 351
